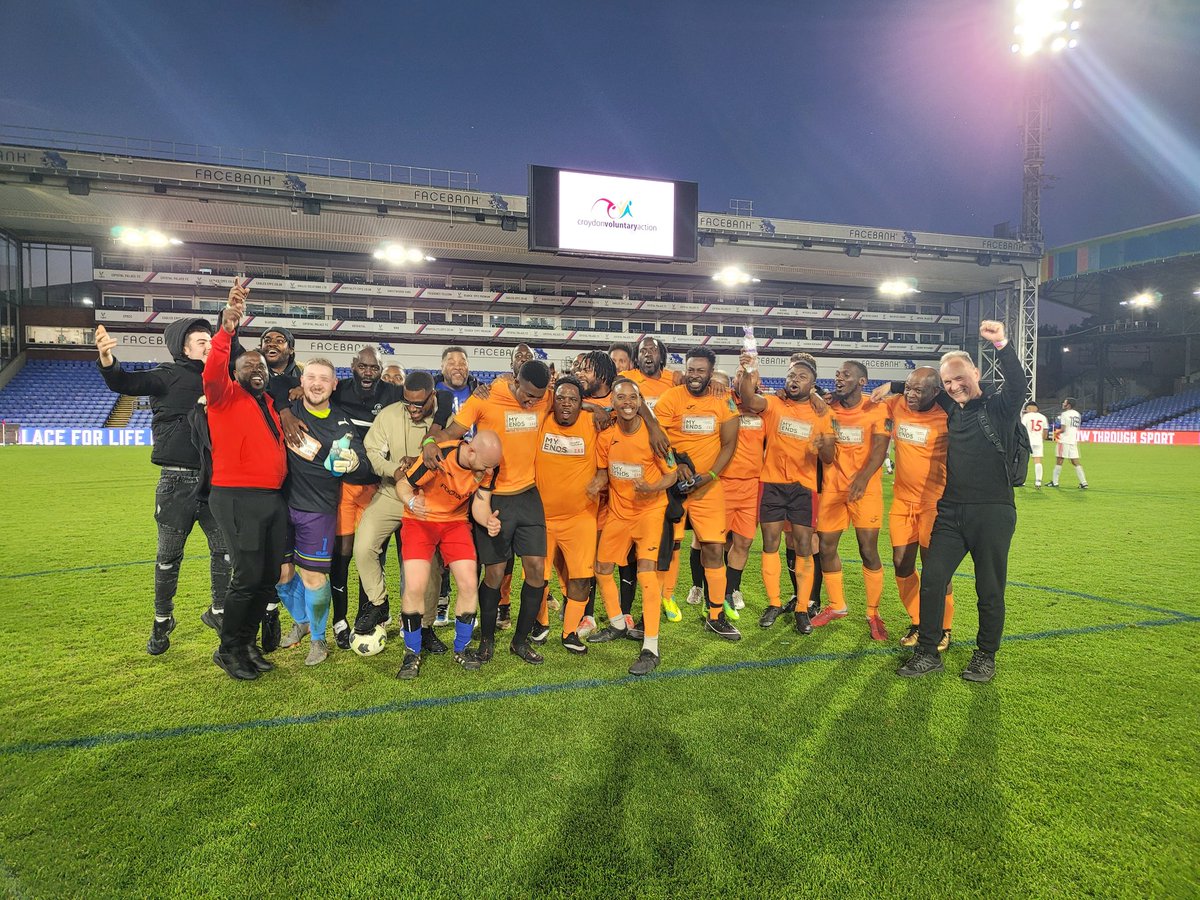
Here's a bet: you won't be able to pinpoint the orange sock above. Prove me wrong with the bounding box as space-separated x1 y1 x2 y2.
538 585 550 628
943 588 955 630
704 566 727 619
795 555 815 604
824 569 847 611
661 549 680 601
501 572 513 604
863 566 884 617
895 573 920 623
597 574 623 621
563 599 586 638
761 551 782 606
638 570 662 638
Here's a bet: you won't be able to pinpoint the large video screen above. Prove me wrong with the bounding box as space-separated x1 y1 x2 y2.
529 165 698 262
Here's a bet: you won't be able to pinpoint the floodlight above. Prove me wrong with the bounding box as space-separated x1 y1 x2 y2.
879 278 920 297
712 267 760 287
1012 0 1081 56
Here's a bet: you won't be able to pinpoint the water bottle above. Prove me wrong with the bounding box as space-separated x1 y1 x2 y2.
742 325 758 373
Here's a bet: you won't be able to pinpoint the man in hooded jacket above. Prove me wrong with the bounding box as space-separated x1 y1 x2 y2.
95 317 231 656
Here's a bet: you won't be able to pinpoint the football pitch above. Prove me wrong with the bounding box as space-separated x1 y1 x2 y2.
0 445 1196 899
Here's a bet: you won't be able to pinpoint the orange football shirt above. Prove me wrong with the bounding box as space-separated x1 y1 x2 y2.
885 395 949 507
453 377 551 494
824 398 891 493
758 395 834 490
652 384 738 475
596 421 675 521
404 442 497 523
535 411 599 519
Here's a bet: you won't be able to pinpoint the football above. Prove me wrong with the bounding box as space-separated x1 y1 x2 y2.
349 625 388 657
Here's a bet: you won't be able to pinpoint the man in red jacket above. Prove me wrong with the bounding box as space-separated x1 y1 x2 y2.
203 281 289 681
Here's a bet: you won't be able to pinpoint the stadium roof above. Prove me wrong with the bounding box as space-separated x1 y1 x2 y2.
0 128 1041 301
1040 214 1200 315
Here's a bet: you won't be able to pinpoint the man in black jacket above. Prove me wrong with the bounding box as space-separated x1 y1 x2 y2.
95 318 230 655
896 320 1024 683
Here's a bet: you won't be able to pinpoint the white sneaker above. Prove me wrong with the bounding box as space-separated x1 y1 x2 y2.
305 639 328 666
686 585 704 606
731 590 745 611
576 615 597 639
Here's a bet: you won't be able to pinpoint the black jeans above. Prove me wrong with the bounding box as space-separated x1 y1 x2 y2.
209 487 288 652
917 501 1017 655
154 468 231 618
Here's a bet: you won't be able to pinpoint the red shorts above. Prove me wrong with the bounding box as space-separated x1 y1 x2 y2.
400 518 476 565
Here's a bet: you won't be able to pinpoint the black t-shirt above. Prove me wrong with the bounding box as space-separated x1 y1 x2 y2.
284 400 365 514
332 378 406 439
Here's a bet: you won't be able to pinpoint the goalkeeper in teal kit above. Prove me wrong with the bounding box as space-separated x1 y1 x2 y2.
273 358 367 666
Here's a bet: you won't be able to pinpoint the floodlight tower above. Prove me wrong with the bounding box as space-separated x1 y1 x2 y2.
983 0 1083 400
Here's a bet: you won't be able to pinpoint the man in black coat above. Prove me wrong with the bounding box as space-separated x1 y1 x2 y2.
95 318 230 655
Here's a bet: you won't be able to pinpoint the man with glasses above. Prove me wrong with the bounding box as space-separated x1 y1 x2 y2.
353 371 456 649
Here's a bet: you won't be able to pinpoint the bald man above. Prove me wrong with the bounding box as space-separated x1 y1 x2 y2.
881 367 955 651
381 365 405 386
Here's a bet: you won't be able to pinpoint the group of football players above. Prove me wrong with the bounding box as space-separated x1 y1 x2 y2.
100 281 996 683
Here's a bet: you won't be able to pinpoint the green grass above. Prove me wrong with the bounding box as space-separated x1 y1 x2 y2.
0 445 1197 898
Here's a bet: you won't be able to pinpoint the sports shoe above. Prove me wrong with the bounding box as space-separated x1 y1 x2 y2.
529 624 550 645
1049 482 1059 488
147 616 176 656
685 585 705 606
1035 481 1042 488
200 606 224 632
900 624 920 648
547 595 562 612
1079 483 1088 490
354 602 388 635
496 605 512 630
510 640 544 665
261 607 281 653
794 610 813 635
704 612 742 642
961 650 996 683
810 607 848 628
334 623 351 651
475 639 495 664
396 650 422 680
212 647 259 681
245 644 274 673
730 590 745 611
281 621 310 649
938 629 952 653
454 648 482 670
305 639 329 666
897 651 944 678
723 599 741 621
422 627 448 654
662 596 683 623
626 616 645 641
759 605 785 628
629 649 660 676
586 624 627 644
783 595 797 613
867 615 889 642
576 615 597 640
562 633 588 655
433 605 451 628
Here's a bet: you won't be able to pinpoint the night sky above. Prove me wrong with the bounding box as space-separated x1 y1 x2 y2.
5 0 1199 248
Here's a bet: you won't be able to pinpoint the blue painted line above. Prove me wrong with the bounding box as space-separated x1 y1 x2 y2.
0 556 206 580
2 614 1195 757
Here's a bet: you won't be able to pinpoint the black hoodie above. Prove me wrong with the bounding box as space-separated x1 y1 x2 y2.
98 317 211 468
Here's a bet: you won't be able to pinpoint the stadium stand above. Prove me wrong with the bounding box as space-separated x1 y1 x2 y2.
0 359 164 428
1084 386 1200 430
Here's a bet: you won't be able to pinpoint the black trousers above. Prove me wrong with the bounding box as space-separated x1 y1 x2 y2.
917 501 1017 655
209 486 288 652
